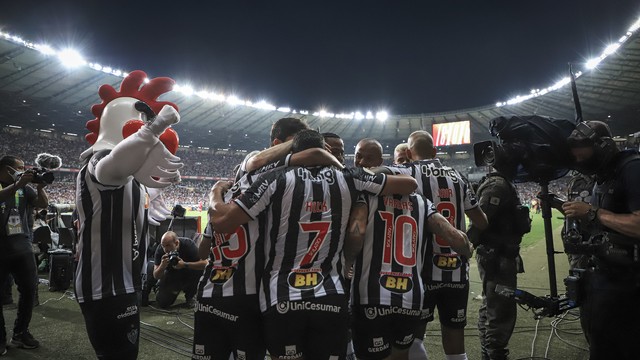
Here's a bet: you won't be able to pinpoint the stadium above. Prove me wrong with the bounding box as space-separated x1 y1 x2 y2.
0 3 639 360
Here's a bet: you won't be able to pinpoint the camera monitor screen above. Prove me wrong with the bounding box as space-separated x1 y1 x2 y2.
432 120 471 146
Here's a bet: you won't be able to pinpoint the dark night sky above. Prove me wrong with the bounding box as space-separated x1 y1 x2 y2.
1 0 639 115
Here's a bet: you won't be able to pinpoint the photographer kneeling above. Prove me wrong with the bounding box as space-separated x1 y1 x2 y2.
152 231 206 308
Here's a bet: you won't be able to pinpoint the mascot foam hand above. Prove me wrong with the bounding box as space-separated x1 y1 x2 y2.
133 141 183 188
147 105 180 137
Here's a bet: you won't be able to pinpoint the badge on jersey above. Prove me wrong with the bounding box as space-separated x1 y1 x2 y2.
287 270 323 290
379 273 413 293
6 208 23 236
209 266 236 284
433 254 462 270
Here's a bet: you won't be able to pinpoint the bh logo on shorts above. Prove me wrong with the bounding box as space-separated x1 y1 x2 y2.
433 254 462 270
379 274 413 293
287 270 323 290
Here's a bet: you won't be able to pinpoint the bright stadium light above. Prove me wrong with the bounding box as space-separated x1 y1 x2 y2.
376 111 389 121
585 57 602 69
603 43 620 55
277 107 291 113
58 48 86 68
355 111 365 120
628 17 640 32
226 95 243 106
365 111 374 120
34 44 55 56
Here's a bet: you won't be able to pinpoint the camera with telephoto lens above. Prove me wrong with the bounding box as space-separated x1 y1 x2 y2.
473 115 576 183
29 167 55 185
171 204 186 218
167 250 180 267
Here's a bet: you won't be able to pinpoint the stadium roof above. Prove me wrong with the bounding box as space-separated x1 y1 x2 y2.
1 23 639 145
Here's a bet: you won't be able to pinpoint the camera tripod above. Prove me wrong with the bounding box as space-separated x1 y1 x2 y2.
495 180 579 319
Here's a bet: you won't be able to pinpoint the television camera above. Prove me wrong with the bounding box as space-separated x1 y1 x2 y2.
473 114 584 318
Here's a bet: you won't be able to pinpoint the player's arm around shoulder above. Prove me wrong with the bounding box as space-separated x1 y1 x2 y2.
427 213 473 258
380 174 417 196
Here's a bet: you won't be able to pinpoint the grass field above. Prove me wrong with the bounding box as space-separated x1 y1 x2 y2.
1 209 589 360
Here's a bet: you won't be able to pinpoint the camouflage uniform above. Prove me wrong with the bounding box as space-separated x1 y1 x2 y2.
473 173 526 360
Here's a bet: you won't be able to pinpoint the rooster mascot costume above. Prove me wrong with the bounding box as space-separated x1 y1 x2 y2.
74 70 182 359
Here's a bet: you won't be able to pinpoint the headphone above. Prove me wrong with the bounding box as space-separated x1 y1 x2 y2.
573 121 619 170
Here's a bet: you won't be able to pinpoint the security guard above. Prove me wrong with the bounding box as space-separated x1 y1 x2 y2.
562 121 640 360
470 170 530 360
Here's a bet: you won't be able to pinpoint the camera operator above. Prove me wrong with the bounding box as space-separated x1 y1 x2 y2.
563 171 596 270
152 231 206 308
0 155 49 353
470 168 529 360
562 121 640 360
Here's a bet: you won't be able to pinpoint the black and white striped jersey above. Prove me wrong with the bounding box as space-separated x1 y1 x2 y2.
388 159 477 282
74 153 149 303
352 194 436 309
234 166 387 311
197 154 291 298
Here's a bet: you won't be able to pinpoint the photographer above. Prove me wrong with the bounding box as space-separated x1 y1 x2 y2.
152 231 206 308
0 155 49 354
470 169 529 360
562 121 640 360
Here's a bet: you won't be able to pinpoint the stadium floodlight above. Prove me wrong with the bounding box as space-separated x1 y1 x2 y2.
58 48 86 68
365 111 374 120
210 93 225 101
226 95 243 106
179 85 194 96
91 63 103 71
603 43 620 56
355 111 365 120
34 44 56 56
376 111 389 121
113 69 122 76
628 17 640 33
299 110 309 115
195 90 209 99
254 100 276 111
277 107 291 113
585 57 601 69
103 66 113 74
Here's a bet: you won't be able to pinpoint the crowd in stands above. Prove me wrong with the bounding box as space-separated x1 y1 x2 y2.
1 129 571 209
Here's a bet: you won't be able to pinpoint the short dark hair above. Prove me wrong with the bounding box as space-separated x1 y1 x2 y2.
322 132 341 140
0 155 20 170
270 117 310 144
292 130 325 154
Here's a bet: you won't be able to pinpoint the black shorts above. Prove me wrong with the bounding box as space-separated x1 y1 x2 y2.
79 293 140 360
193 294 265 360
421 281 469 329
263 294 349 360
351 305 422 359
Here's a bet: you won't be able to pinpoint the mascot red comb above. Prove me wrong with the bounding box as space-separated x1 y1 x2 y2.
74 70 182 359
